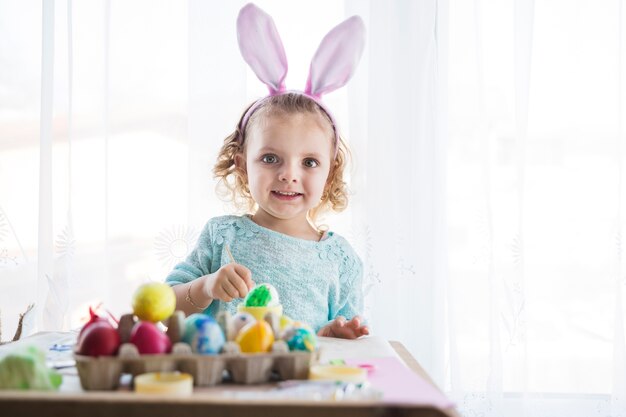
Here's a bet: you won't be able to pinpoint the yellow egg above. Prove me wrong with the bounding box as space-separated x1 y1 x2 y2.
279 315 293 330
235 320 275 353
291 320 313 332
132 283 176 322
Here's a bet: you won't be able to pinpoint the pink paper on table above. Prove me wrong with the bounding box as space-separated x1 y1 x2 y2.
344 357 455 409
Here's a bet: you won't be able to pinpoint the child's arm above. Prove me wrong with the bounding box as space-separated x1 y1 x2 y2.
165 221 254 316
319 243 368 339
165 223 214 315
170 264 254 317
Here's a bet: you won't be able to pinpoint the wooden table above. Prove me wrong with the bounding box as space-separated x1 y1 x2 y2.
0 334 460 417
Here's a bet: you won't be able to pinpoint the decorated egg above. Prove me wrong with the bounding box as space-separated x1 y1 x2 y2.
291 321 314 332
282 325 318 352
227 312 257 341
279 314 294 331
182 313 225 354
235 320 275 353
244 283 280 307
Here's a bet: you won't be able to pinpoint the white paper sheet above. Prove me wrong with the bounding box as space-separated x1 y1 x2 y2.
317 335 400 362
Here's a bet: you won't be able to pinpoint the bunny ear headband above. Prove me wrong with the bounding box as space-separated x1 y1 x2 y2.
236 3 366 154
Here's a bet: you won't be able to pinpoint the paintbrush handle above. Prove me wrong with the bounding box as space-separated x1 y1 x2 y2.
225 244 236 264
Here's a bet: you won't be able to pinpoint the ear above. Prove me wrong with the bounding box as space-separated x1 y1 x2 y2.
237 3 288 94
234 152 247 171
305 15 366 98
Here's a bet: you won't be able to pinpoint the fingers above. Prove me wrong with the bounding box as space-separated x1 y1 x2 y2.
331 316 347 335
337 316 360 337
331 316 350 338
331 316 370 339
316 317 345 338
316 326 332 337
229 264 254 298
229 272 249 300
346 315 361 329
213 264 255 302
348 316 370 337
233 264 255 290
334 316 347 327
215 278 238 302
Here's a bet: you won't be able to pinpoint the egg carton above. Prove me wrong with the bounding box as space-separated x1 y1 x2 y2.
73 311 319 390
74 340 318 390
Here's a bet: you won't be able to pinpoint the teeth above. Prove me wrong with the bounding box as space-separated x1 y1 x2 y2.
275 191 299 196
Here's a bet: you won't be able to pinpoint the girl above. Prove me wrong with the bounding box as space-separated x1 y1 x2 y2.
165 3 368 339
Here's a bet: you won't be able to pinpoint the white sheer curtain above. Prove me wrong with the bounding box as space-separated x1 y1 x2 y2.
0 0 191 333
1 1 625 416
344 0 448 388
445 0 626 415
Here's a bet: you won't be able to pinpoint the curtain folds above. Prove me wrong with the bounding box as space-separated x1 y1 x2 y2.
446 0 626 415
345 0 448 386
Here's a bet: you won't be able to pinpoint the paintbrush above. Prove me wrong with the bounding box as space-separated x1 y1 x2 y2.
225 244 236 264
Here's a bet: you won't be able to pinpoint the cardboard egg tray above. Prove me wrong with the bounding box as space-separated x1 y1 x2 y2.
74 341 318 390
73 311 319 390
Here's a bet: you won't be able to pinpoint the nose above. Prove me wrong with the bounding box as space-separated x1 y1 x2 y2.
279 162 299 183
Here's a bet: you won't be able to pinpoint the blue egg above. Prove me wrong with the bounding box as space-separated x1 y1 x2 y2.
182 313 226 354
284 326 317 352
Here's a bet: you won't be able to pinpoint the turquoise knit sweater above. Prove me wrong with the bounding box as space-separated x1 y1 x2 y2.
165 215 364 332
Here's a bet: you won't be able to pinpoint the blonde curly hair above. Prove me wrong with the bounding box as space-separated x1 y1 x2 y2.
214 93 350 222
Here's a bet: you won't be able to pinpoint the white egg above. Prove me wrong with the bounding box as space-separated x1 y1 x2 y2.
227 312 257 341
244 283 280 307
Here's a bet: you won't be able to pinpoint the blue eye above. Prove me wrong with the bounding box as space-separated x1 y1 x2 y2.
262 154 278 164
303 158 319 168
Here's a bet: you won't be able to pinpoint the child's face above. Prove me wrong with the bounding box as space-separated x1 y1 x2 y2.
241 112 333 225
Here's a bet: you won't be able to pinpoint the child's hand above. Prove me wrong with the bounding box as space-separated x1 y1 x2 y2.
316 316 370 339
205 263 255 302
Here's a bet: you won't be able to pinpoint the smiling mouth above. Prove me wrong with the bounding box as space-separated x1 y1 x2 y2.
271 190 303 200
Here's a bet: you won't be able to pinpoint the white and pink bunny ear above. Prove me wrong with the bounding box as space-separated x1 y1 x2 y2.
237 3 288 95
305 16 366 98
235 3 366 152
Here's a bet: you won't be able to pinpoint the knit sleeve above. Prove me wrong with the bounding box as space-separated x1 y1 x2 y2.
165 221 214 286
330 242 365 322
